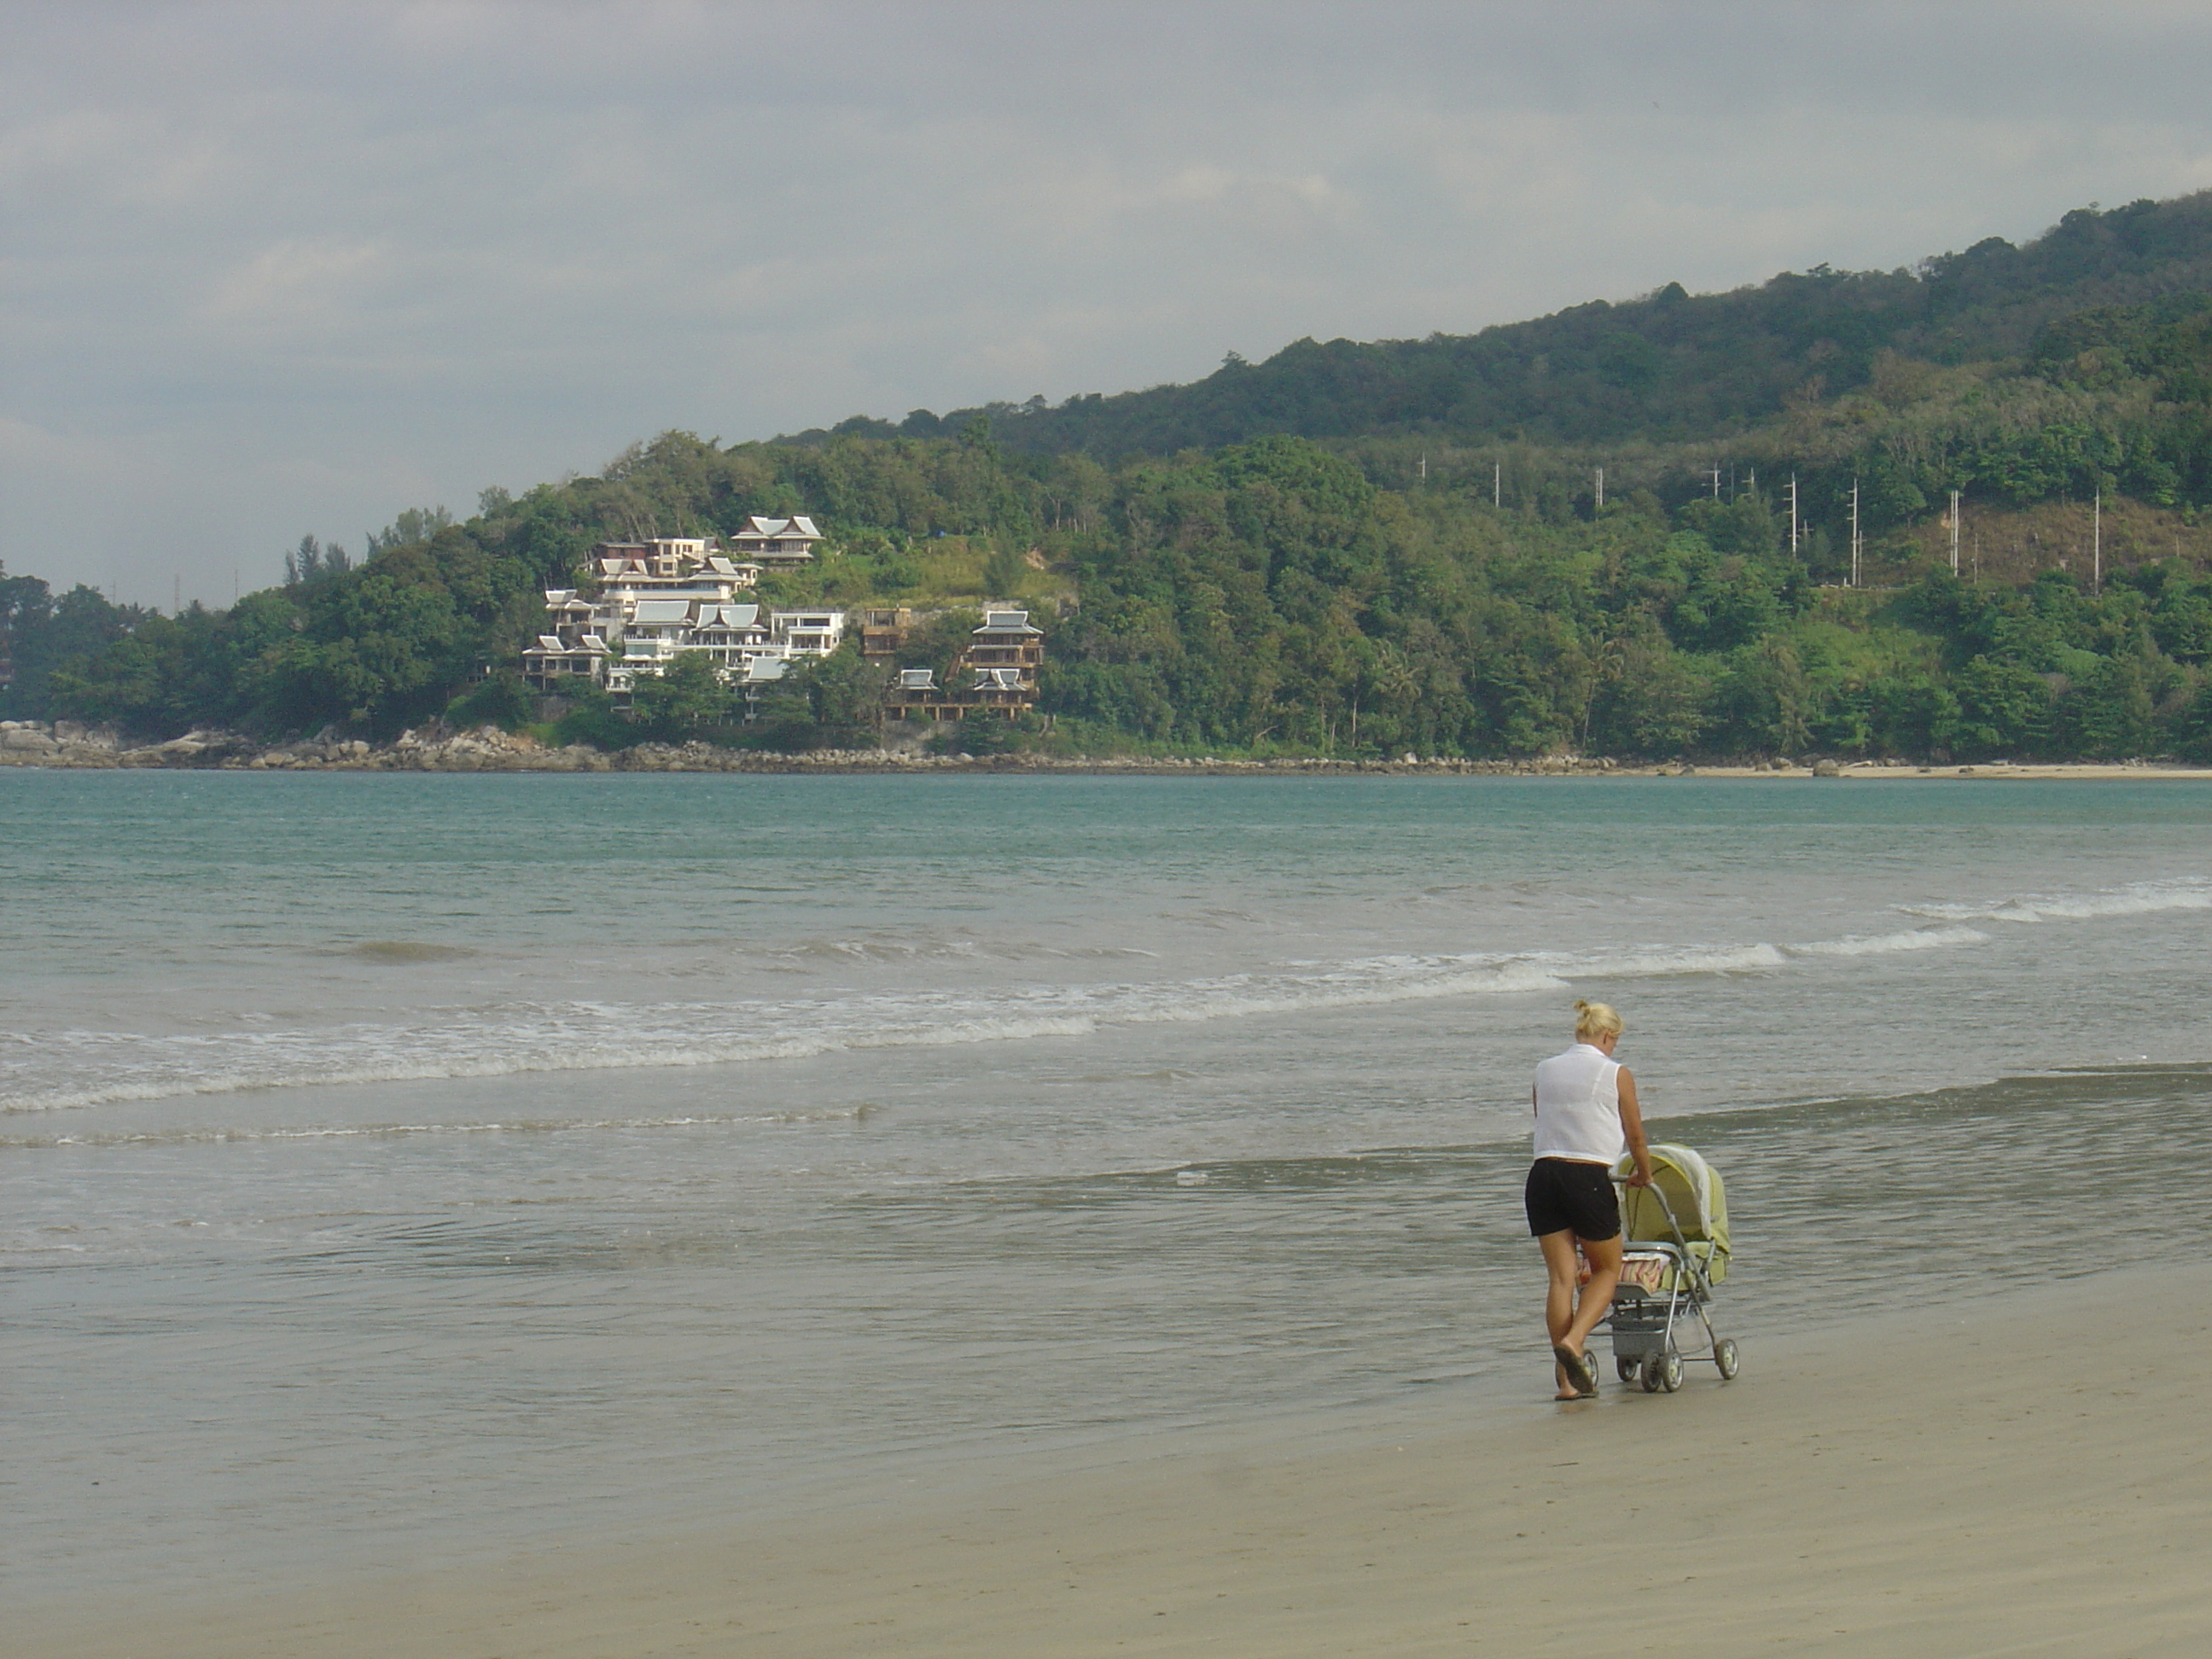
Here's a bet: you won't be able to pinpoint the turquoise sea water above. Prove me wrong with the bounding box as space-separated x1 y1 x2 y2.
5 772 2211 1594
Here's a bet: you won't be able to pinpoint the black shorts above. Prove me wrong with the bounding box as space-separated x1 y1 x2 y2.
1524 1158 1620 1241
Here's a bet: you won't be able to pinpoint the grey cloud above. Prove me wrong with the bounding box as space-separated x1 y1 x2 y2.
5 1 2211 602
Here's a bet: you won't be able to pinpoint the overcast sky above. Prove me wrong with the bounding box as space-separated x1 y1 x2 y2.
7 1 2212 605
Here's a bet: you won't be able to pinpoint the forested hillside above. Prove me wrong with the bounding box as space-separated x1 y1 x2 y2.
879 193 2212 464
13 192 2212 763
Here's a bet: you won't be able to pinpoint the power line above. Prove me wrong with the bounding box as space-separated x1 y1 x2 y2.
2093 488 2102 591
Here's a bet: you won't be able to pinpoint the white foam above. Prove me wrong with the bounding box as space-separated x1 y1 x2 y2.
1901 881 2212 925
1569 943 1789 976
1789 925 1991 957
0 922 2005 1115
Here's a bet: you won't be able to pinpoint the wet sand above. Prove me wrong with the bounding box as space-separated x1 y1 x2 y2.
27 1264 2210 1658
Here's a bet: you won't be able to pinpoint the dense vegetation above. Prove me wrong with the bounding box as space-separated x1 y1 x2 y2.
0 568 144 719
873 193 2212 474
12 193 2212 762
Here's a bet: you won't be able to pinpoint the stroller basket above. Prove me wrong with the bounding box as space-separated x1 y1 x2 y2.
1603 1143 1738 1394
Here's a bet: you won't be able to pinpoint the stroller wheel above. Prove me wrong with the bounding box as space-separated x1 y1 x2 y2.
1638 1353 1664 1393
1615 1354 1638 1382
1657 1348 1684 1392
1714 1337 1740 1380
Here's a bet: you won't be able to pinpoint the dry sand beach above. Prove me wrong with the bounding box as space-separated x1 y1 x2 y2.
27 1265 2209 1659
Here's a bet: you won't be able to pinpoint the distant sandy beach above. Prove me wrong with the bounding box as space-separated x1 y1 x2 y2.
30 1264 2209 1659
1656 760 2212 782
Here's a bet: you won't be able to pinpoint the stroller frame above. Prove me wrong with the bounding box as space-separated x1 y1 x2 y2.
1600 1172 1738 1394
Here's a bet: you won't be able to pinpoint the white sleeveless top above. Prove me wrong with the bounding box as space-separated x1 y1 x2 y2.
1532 1042 1624 1165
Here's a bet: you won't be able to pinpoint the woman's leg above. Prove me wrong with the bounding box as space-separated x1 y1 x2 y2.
1565 1232 1623 1354
1538 1229 1585 1399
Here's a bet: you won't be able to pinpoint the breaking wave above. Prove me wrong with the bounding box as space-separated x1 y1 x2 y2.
1788 925 1991 957
1900 879 2212 925
0 919 2000 1115
2 1105 885 1150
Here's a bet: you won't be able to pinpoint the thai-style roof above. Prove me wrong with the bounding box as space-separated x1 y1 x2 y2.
736 515 821 539
977 610 1041 634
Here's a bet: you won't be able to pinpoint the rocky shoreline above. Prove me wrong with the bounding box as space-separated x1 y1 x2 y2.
2 719 2201 779
0 719 1629 775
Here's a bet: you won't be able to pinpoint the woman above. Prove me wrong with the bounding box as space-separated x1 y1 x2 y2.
1528 999 1652 1400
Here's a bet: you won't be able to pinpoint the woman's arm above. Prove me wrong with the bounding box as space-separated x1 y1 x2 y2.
1617 1067 1655 1187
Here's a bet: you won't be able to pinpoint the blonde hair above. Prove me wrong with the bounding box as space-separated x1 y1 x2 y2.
1573 999 1623 1041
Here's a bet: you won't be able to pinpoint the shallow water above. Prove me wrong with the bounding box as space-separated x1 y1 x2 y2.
5 772 2210 1593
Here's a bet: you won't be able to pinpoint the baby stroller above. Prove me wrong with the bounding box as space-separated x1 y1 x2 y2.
1602 1143 1738 1393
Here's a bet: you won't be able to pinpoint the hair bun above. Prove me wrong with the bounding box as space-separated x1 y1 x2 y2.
1572 999 1623 1040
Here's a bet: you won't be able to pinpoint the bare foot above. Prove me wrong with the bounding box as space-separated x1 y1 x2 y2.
1551 1344 1598 1398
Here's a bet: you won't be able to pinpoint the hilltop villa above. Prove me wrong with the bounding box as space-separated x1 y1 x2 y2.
521 538 845 696
869 608 1045 720
727 515 824 568
522 537 1046 723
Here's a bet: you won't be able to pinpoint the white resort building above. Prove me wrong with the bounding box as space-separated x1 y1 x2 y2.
728 516 824 568
521 538 844 698
521 533 1050 726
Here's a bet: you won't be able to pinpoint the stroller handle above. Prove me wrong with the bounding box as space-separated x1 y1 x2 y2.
1609 1170 1694 1251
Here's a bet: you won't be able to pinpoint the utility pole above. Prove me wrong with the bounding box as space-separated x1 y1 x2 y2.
1788 475 1800 553
2093 489 2102 591
1850 479 1862 588
1708 466 1721 499
1493 461 1501 509
1949 489 1961 576
1594 466 1604 511
1417 452 1427 482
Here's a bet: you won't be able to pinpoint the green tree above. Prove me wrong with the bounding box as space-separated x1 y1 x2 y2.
0 568 140 720
1950 657 2053 757
552 682 631 749
445 672 535 731
2060 653 2157 757
1590 639 1714 756
629 653 734 741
